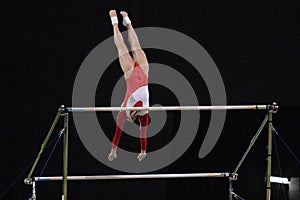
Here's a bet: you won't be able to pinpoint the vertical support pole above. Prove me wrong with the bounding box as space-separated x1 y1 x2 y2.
229 177 233 200
31 181 36 200
62 113 69 200
266 111 273 200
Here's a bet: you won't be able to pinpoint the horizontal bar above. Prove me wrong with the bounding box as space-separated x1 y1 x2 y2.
33 173 231 182
67 105 268 112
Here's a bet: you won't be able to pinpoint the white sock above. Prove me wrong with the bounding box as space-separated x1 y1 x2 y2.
122 16 131 27
111 16 118 25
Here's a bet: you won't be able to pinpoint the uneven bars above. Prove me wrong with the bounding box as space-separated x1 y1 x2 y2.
31 173 231 182
67 105 272 112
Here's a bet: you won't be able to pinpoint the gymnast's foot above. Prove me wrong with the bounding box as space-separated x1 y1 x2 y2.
109 9 117 17
137 150 146 161
120 11 131 27
108 149 117 161
120 11 128 18
109 10 118 25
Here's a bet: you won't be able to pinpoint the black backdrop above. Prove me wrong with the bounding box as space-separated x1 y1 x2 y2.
1 0 300 199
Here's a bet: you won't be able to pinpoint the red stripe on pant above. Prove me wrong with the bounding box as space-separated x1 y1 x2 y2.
112 101 149 151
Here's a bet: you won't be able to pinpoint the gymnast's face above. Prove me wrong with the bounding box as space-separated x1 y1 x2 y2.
127 115 137 122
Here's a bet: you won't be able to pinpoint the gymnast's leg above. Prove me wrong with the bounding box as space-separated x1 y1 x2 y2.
120 11 149 75
109 10 134 74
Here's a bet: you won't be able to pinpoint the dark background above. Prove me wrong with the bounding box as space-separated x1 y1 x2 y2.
1 0 300 199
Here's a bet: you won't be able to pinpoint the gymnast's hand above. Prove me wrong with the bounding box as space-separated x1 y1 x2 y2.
137 151 146 161
108 149 117 161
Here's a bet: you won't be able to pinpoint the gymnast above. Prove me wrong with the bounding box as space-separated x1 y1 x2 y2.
108 10 149 162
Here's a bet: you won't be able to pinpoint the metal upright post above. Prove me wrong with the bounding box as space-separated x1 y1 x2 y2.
229 177 233 200
31 181 36 200
62 112 69 200
265 102 278 200
266 110 273 200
